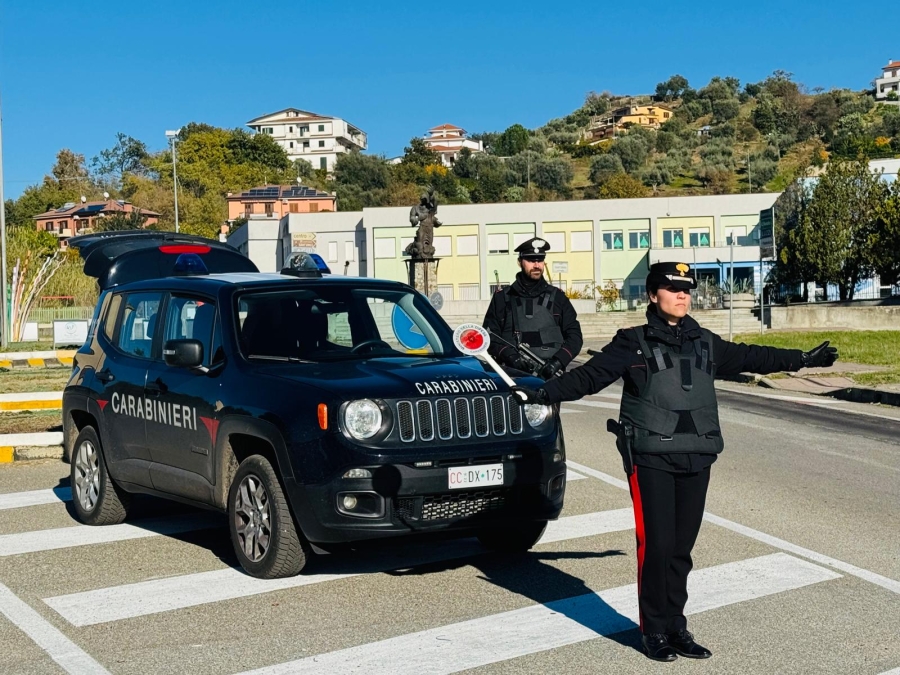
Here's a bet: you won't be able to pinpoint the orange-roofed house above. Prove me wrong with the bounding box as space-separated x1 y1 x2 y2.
226 185 336 221
876 59 900 101
423 124 484 167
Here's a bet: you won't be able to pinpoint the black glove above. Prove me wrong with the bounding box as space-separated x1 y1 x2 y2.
510 386 550 406
801 341 838 368
538 357 563 380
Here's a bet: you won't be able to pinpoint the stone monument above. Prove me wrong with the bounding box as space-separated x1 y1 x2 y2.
404 186 442 297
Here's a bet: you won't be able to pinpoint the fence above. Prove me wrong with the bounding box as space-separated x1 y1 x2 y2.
25 307 95 324
770 282 900 304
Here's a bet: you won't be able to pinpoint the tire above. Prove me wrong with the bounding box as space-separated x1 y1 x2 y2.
477 520 548 553
228 455 310 579
70 426 131 525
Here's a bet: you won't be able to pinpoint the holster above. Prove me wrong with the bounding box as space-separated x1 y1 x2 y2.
607 418 635 476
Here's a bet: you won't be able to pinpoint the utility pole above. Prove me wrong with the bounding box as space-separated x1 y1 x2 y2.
0 92 8 347
748 152 752 194
166 130 180 233
728 237 734 342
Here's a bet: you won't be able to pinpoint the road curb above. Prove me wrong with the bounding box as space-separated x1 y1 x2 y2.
0 432 64 463
827 386 900 407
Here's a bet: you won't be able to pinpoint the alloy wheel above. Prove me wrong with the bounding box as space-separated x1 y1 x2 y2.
74 440 100 512
234 475 272 562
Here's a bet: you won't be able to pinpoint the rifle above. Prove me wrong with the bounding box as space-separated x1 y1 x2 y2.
488 330 564 379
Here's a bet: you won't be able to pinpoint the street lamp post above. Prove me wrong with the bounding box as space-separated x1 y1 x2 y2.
165 130 181 233
0 91 7 347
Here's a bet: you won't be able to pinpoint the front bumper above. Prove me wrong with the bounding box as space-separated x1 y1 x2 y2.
284 446 566 544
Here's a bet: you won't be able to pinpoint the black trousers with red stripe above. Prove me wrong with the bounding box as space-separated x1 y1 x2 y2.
627 464 711 635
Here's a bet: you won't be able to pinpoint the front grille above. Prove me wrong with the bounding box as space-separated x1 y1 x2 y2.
395 497 416 520
396 395 522 443
421 489 507 521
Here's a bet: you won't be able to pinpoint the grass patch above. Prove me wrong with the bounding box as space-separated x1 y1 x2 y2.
1 342 55 353
0 410 62 434
734 330 900 385
0 368 72 394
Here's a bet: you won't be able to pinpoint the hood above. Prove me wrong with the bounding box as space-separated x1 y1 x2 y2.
256 355 531 400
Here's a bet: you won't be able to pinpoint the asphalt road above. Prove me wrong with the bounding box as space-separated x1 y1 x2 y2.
0 384 898 675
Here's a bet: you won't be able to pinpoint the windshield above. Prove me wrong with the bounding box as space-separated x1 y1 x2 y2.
236 286 456 361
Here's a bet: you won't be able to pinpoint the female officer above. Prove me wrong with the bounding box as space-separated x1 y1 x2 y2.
512 261 838 662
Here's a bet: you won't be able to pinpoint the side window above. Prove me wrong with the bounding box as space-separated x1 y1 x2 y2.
163 296 217 366
116 292 162 359
103 293 124 341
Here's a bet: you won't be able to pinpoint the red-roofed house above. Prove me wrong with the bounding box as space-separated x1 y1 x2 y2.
423 124 484 167
33 199 160 246
876 59 900 101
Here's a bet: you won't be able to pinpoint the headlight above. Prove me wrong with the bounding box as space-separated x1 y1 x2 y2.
343 399 383 440
524 403 551 427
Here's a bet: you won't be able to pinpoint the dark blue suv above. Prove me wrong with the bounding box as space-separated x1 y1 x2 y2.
63 232 566 578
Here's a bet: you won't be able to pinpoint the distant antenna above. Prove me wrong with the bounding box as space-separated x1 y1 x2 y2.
103 191 110 199
81 195 87 203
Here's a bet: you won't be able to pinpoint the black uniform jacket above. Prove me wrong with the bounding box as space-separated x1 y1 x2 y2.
483 272 584 368
542 308 806 473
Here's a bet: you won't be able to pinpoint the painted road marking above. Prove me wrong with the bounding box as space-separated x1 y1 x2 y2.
235 553 839 675
45 509 634 626
0 487 71 510
0 582 110 675
0 513 222 557
566 460 900 596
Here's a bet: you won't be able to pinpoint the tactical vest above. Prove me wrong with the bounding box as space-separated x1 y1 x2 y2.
506 287 565 360
618 325 724 455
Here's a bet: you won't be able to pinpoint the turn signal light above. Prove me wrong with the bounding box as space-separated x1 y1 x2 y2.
318 403 328 430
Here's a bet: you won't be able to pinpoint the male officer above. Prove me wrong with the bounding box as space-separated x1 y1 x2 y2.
483 236 583 379
511 261 838 662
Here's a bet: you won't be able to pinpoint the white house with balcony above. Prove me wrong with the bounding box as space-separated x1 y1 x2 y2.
875 59 900 101
423 124 484 167
246 108 368 172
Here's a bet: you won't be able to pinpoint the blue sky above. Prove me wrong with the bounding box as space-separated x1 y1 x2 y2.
0 0 889 198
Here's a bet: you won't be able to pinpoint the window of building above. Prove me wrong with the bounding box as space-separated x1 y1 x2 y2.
264 202 274 217
262 127 273 135
457 235 478 256
289 142 294 149
289 126 293 133
689 228 711 247
436 284 454 301
303 141 310 149
309 203 318 213
58 220 67 232
245 204 255 217
512 232 534 249
374 238 396 259
488 233 509 254
663 229 684 247
327 241 338 263
664 112 670 119
550 279 567 292
571 231 592 251
318 140 325 148
573 280 594 296
458 284 480 300
629 230 650 249
320 158 327 170
344 241 355 262
289 202 299 213
543 232 565 252
602 231 624 250
300 126 309 135
400 237 413 256
318 124 325 132
434 236 451 257
725 226 747 245
45 222 55 232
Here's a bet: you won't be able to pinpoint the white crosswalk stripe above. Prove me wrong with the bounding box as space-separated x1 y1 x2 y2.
0 487 71 511
44 509 634 626
236 553 840 675
0 513 221 557
566 468 586 481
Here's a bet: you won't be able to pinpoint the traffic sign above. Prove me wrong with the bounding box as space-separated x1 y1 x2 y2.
391 306 428 350
429 291 443 311
759 208 776 261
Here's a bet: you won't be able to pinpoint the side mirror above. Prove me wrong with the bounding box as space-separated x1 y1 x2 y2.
163 339 204 369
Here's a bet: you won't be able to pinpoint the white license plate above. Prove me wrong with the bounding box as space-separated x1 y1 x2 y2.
447 463 504 490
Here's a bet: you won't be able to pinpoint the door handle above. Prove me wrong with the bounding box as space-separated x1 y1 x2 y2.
95 370 114 383
145 378 168 395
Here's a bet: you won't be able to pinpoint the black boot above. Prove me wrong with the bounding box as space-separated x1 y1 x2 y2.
641 633 677 662
667 629 712 659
